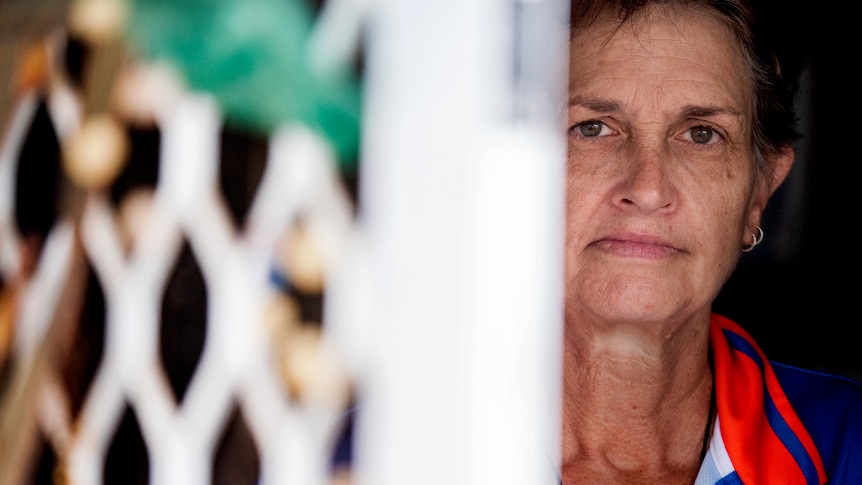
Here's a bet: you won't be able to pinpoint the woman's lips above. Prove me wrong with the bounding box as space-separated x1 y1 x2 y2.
592 234 680 259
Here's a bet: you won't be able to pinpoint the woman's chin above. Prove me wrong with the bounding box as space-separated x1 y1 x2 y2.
567 274 699 325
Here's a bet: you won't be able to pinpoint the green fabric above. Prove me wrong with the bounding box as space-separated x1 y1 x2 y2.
126 0 361 167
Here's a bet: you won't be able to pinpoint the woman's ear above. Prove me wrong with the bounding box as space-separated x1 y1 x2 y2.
768 147 795 196
746 147 795 230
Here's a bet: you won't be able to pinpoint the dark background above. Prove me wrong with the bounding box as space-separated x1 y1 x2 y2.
714 3 861 383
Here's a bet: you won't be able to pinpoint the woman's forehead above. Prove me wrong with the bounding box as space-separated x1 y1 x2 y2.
568 4 752 119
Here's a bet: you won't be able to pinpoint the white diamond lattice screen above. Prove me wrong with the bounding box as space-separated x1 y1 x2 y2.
0 1 569 484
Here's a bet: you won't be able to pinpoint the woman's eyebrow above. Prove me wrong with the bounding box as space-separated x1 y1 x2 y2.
567 99 745 123
568 97 621 113
681 104 743 118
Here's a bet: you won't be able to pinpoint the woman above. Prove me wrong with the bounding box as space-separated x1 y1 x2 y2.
562 1 862 484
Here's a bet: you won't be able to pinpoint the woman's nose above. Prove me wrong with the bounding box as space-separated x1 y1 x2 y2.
613 140 675 212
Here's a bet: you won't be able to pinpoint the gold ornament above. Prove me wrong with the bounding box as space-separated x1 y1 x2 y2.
62 114 129 190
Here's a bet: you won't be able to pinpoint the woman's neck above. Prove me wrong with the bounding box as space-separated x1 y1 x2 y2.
560 314 714 484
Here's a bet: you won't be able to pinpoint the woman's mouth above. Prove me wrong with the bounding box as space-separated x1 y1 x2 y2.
592 234 680 259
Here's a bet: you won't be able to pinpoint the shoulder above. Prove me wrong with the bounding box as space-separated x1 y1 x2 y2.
773 362 862 426
772 362 862 484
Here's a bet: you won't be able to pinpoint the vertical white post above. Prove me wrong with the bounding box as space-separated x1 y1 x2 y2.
348 0 569 483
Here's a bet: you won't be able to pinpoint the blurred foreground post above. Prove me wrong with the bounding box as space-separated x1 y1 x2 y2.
332 1 569 483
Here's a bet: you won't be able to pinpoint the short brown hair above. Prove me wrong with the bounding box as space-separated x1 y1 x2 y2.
570 0 805 177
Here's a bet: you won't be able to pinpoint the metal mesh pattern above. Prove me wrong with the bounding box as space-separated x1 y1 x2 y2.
0 42 357 482
0 1 569 484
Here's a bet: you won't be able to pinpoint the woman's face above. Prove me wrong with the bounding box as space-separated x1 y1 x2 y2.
565 6 764 324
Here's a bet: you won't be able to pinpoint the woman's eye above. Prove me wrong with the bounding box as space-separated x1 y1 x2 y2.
572 120 610 137
685 126 719 145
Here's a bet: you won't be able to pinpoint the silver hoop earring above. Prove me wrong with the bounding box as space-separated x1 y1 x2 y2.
742 226 764 253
